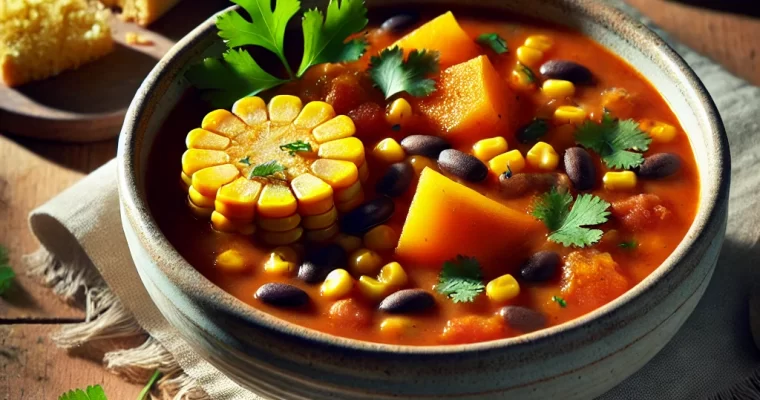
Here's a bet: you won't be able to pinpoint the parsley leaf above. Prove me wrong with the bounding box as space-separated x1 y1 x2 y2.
0 245 14 296
552 296 567 308
298 0 368 76
532 188 611 247
249 160 287 178
369 46 440 99
575 114 652 169
476 33 508 54
435 255 485 303
279 140 312 155
58 385 107 400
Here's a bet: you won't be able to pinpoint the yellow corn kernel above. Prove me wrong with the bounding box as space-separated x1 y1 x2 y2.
189 186 215 208
257 184 298 218
191 164 240 197
257 213 301 232
334 180 362 203
260 226 304 246
363 225 398 251
488 150 526 175
310 159 359 190
472 137 508 162
201 109 249 138
215 177 262 219
516 46 543 67
486 274 520 303
305 223 340 242
336 189 365 213
180 172 192 190
334 234 363 254
318 137 366 166
211 211 254 234
378 262 408 288
408 155 437 175
312 115 356 143
181 149 230 176
187 198 213 218
321 269 354 299
372 138 406 163
215 249 249 273
385 98 413 127
526 142 559 171
268 95 303 123
302 206 338 230
232 96 268 126
553 105 588 125
263 250 297 276
640 119 677 143
542 79 575 99
294 101 336 129
349 248 383 276
524 35 553 51
291 174 334 215
603 171 637 191
186 128 230 150
358 162 369 182
510 66 536 91
380 317 415 339
357 276 388 301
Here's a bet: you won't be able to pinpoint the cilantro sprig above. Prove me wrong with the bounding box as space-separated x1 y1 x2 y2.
58 370 161 400
249 160 287 178
187 0 368 107
0 245 15 296
532 189 611 247
476 33 508 54
435 255 485 303
279 140 312 155
369 46 440 99
575 114 652 169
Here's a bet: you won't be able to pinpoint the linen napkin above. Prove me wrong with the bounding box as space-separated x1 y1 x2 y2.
24 1 760 399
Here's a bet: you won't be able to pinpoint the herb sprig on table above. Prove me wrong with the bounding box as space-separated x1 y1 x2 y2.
58 370 161 400
575 114 652 169
435 255 485 303
0 244 15 296
532 188 611 248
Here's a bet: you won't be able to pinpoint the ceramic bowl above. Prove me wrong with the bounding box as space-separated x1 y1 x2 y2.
117 0 730 398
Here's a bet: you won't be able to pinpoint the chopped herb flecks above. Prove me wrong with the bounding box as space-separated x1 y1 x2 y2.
552 295 567 308
248 160 287 178
279 140 312 156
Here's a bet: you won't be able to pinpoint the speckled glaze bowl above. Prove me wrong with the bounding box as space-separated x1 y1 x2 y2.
117 0 730 398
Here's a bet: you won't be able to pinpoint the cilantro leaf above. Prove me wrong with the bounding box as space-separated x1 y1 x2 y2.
297 0 368 77
552 296 567 308
0 245 14 296
435 255 485 303
216 0 300 77
249 160 287 178
575 115 652 169
185 50 286 108
532 189 611 247
58 385 107 400
369 46 439 99
279 140 312 155
476 33 508 54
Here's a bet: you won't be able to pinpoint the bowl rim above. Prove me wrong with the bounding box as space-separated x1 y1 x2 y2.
118 0 730 356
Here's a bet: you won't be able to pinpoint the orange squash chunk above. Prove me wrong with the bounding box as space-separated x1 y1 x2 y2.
416 56 516 146
388 11 479 68
396 169 545 276
561 250 629 309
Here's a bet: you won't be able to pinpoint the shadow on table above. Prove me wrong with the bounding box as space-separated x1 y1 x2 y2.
667 0 760 17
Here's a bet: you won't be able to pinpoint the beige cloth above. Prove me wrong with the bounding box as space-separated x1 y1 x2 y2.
24 2 760 400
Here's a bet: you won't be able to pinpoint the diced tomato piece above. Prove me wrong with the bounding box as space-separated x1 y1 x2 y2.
439 315 505 344
328 298 372 329
348 102 386 137
325 73 366 115
561 250 629 309
611 194 672 232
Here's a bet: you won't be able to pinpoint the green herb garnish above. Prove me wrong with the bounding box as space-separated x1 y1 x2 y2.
476 32 508 54
279 140 312 156
239 156 252 166
136 370 162 400
575 114 652 169
435 255 485 303
619 240 638 250
517 118 549 143
531 188 611 247
369 46 440 99
502 163 513 179
187 0 368 107
520 63 536 83
552 296 567 308
0 245 15 296
58 385 107 400
248 160 287 178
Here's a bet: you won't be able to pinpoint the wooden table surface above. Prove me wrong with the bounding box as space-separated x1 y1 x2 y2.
1 1 759 398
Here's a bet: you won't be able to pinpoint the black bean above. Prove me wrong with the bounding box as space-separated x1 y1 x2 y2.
380 13 420 34
437 149 488 182
516 119 550 144
637 153 681 179
499 172 572 198
520 251 561 282
376 162 414 197
255 283 309 307
400 135 451 159
564 147 596 191
539 60 593 85
379 289 435 314
499 306 547 332
340 197 395 235
298 244 347 283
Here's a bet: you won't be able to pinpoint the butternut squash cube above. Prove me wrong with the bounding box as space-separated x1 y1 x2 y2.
388 11 480 68
396 169 545 275
416 56 517 146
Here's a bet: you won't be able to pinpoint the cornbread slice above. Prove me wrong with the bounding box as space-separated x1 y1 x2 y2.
100 0 182 26
1 0 114 87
